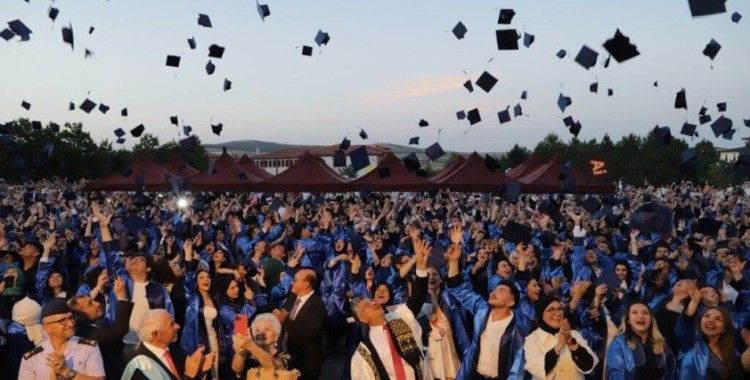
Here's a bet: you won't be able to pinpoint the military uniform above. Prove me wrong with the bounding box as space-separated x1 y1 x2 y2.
18 336 106 380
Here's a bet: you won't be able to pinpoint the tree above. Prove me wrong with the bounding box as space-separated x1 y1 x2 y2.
338 166 357 179
133 133 160 153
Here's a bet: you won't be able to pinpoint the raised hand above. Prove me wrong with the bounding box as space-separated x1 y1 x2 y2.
449 224 462 246
413 239 432 271
569 280 592 301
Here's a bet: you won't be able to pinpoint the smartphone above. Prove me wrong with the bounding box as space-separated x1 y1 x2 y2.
234 314 249 336
3 276 16 289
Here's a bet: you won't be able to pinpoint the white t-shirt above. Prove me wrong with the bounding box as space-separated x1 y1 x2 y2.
124 281 149 345
477 312 514 377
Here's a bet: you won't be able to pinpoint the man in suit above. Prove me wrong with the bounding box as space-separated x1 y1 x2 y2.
273 268 326 380
122 309 214 380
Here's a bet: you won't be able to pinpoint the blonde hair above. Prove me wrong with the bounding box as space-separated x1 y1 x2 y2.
618 302 667 355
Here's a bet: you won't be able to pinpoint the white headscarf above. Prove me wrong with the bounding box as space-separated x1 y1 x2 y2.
12 296 45 345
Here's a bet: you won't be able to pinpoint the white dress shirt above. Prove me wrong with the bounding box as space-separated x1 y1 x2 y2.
290 291 314 320
368 324 417 380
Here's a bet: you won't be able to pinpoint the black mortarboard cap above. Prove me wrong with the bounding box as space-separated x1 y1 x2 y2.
722 128 735 140
80 99 96 113
629 202 674 235
419 119 429 127
211 123 223 136
84 49 93 58
503 181 522 202
744 119 750 127
408 137 419 145
8 20 32 41
497 108 511 124
223 78 232 91
695 217 723 236
523 32 535 48
653 126 672 146
378 166 392 179
301 45 313 56
41 299 70 319
556 49 567 59
521 90 527 99
180 136 198 152
563 116 575 127
21 101 31 110
333 150 346 167
574 45 598 69
0 28 14 41
452 22 467 39
513 103 522 117
49 122 60 133
359 129 368 139
88 26 94 34
680 123 697 137
717 102 727 112
557 93 572 112
170 116 178 126
462 80 474 93
602 29 640 63
425 143 445 161
114 128 125 138
131 124 145 138
188 37 196 50
68 102 75 111
208 44 225 59
653 81 659 87
31 121 42 130
731 12 742 23
496 29 519 50
682 148 698 165
475 71 498 93
339 137 351 150
206 60 215 75
503 221 532 244
703 39 721 60
61 24 73 49
608 88 614 96
197 14 212 28
183 125 192 135
349 146 370 171
467 108 481 125
582 197 602 214
699 114 712 125
98 103 109 114
49 7 59 21
688 0 726 17
589 82 599 93
498 9 516 24
121 108 128 117
315 30 331 46
675 88 687 109
456 110 466 120
257 2 271 21
710 116 732 137
166 55 180 67
699 106 708 115
402 153 421 171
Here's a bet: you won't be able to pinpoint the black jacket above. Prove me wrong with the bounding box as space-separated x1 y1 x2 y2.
76 299 133 379
125 342 190 380
281 292 326 380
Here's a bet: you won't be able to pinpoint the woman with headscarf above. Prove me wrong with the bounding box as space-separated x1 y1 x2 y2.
2 296 44 380
0 265 26 319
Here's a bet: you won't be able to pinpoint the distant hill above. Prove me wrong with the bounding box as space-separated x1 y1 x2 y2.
203 139 425 155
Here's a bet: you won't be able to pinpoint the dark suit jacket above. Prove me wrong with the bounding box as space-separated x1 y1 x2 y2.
282 292 326 379
76 300 133 379
125 342 189 380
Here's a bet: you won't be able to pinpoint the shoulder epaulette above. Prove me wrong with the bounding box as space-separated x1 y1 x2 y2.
78 338 98 347
23 346 44 360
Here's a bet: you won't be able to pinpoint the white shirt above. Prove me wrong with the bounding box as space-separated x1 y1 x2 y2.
18 336 106 380
368 324 416 380
523 328 598 380
124 281 149 345
477 312 514 377
142 341 177 375
290 291 314 320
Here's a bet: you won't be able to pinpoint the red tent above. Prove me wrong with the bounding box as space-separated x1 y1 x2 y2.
429 155 466 183
257 151 349 192
518 155 614 194
238 154 272 180
189 152 262 192
164 153 200 179
434 152 510 192
506 155 542 179
350 152 433 192
84 155 178 191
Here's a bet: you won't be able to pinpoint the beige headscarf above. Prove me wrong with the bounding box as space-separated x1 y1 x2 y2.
12 296 45 345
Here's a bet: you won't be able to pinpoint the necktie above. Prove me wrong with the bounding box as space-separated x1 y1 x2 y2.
289 297 302 321
384 324 407 380
162 349 180 379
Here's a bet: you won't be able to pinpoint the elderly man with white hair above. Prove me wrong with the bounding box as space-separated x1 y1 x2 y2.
121 309 215 380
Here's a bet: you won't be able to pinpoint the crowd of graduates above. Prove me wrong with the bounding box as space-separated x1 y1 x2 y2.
1 178 750 379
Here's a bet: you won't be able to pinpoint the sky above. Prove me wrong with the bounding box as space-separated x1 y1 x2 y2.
1 0 749 153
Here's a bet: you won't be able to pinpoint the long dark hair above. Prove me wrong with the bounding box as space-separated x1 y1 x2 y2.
699 306 736 378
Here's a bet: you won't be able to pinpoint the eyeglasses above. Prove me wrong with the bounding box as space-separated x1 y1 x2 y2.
545 306 564 314
44 315 75 326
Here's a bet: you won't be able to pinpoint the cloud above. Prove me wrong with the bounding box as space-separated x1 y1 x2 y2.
349 74 465 104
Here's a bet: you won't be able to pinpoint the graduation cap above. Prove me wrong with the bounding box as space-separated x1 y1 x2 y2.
80 99 96 113
378 166 392 179
165 55 181 67
339 137 351 150
197 14 212 28
703 39 721 61
608 88 614 96
257 1 271 21
301 45 313 56
732 12 742 23
315 30 331 46
498 9 516 24
602 29 640 63
456 110 466 120
211 123 223 136
180 136 199 152
0 29 14 41
497 107 511 124
452 22 467 39
114 128 126 138
131 124 145 138
88 26 95 35
630 202 674 235
188 37 196 50
95 104 109 115
523 32 535 48
7 20 32 41
513 103 522 117
653 81 659 87
680 123 697 137
333 150 346 167
349 146 370 171
425 143 445 161
408 136 420 145
200 60 214 75
695 217 723 236
21 101 31 110
359 129 368 139
223 78 232 92
574 45 598 69
744 119 750 127
653 126 672 146
475 71 498 93
699 106 708 115
521 90 527 100
710 116 732 137
556 49 567 59
467 108 481 125
699 114 712 125
681 148 698 165
722 128 736 140
419 119 429 127
48 7 59 21
503 181 522 202
402 153 420 171
61 24 73 49
503 221 532 244
31 121 42 130
563 116 575 127
84 49 93 59
557 93 572 112
208 44 225 59
717 102 727 112
589 82 599 93
48 122 60 133
68 102 75 111
688 0 726 17
496 29 519 50
121 108 128 117
582 197 602 214
167 116 177 126
674 88 687 109
183 125 192 135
